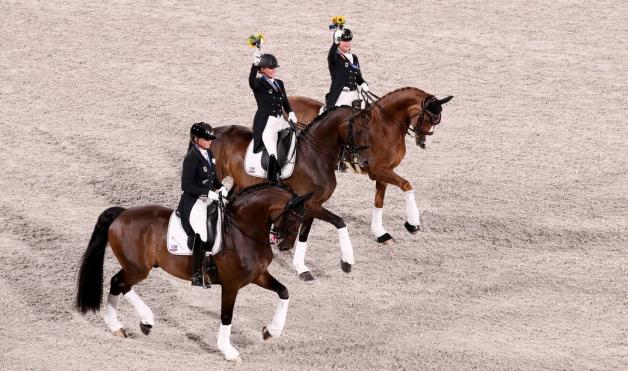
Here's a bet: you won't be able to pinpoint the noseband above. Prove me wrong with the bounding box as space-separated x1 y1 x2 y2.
409 95 441 138
270 196 306 242
361 90 441 146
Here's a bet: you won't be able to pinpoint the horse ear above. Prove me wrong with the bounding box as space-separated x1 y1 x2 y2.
438 96 454 105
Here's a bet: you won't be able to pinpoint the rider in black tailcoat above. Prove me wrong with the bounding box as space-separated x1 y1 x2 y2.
177 122 226 287
325 28 369 109
249 52 297 182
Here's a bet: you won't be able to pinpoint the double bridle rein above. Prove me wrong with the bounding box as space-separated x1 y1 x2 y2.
361 90 442 146
293 107 370 166
269 194 306 244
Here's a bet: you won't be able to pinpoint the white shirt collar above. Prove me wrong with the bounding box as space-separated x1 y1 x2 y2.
341 50 353 63
196 144 209 158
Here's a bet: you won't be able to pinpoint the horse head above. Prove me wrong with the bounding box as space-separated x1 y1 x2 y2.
274 192 312 251
411 95 453 148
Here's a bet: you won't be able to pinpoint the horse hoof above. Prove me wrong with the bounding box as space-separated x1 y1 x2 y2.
404 222 420 234
262 326 272 340
113 328 128 338
376 233 394 244
226 356 242 364
299 271 315 281
340 260 352 273
139 322 152 336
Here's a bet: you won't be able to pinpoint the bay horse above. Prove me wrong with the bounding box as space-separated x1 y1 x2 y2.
75 183 311 362
288 88 453 244
211 106 370 281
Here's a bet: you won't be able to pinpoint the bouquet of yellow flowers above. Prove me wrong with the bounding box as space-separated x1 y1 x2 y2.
247 33 265 48
329 15 346 29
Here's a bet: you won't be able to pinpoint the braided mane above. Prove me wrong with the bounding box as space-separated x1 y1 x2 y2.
234 182 297 199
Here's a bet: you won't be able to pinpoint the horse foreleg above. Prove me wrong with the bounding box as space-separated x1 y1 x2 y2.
293 216 314 281
308 205 355 274
372 181 393 244
372 169 421 233
254 271 289 339
217 287 241 362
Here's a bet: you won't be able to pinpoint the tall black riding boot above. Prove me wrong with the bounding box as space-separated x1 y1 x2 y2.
189 233 208 288
267 154 279 182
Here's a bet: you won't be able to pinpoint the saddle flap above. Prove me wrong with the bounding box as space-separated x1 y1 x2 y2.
166 205 223 256
244 130 298 180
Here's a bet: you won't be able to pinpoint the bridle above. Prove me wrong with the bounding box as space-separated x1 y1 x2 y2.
295 107 370 166
221 193 305 245
361 90 442 146
269 195 306 244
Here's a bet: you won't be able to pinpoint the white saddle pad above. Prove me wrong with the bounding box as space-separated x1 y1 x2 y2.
244 133 297 180
166 201 223 256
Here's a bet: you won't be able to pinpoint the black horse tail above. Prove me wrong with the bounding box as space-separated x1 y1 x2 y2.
75 206 126 314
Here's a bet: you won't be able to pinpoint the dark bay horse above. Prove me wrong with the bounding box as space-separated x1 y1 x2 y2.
211 106 370 281
289 88 453 244
75 183 310 363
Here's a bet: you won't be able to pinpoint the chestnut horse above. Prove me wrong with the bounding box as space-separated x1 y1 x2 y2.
211 106 370 281
289 88 453 244
75 183 310 362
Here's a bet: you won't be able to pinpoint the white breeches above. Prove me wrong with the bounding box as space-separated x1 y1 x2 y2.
190 198 210 242
262 115 290 157
334 88 364 109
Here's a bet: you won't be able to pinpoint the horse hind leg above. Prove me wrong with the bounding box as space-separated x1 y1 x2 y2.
104 271 127 337
105 269 155 337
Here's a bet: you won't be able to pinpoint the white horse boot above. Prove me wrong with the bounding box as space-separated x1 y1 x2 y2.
217 324 240 362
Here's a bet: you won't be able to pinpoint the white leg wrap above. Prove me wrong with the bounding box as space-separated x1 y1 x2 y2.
104 294 123 331
217 324 240 361
124 289 154 327
266 299 289 337
370 207 388 237
405 190 421 226
337 227 355 264
292 241 309 274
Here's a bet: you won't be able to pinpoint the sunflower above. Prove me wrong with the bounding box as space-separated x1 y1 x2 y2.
247 33 265 48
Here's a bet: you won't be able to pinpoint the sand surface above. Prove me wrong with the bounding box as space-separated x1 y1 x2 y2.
1 1 627 369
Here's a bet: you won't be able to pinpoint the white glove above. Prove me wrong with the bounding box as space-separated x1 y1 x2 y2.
253 50 261 65
206 191 219 202
218 186 228 198
333 29 343 44
288 111 297 123
360 83 369 93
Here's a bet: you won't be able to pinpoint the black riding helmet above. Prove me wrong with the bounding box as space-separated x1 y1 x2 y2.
190 122 216 141
340 28 353 41
258 54 279 69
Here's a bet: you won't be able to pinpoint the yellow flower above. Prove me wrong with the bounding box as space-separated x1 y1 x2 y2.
247 33 265 48
337 16 345 25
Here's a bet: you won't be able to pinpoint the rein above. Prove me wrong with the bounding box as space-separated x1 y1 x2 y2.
221 193 302 246
295 109 369 165
360 90 441 145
